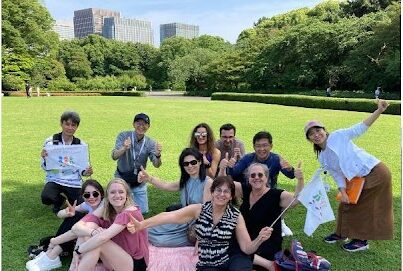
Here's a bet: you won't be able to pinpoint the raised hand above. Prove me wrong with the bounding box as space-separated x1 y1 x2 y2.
233 147 241 160
83 166 93 176
377 99 389 113
294 161 303 180
65 199 77 217
40 149 48 159
219 152 230 169
127 213 142 233
137 166 150 183
123 137 132 150
155 142 162 157
280 156 292 170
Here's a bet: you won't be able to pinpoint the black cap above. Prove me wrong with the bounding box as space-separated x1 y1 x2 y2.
134 113 150 124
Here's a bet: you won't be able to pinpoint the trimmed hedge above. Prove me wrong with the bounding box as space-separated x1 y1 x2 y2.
2 91 145 97
211 92 400 115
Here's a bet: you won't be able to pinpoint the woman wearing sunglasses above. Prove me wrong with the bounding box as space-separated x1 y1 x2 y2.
26 179 105 271
189 123 221 178
219 162 304 271
71 178 149 271
128 176 273 271
138 147 213 247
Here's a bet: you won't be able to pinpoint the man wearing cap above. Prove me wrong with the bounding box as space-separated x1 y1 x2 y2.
112 113 162 214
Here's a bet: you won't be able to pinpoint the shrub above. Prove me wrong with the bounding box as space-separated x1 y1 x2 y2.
211 92 400 115
47 78 77 91
2 74 25 91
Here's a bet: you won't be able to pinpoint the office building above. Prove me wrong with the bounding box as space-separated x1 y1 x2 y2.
73 8 120 38
160 23 199 43
53 22 74 40
103 17 154 45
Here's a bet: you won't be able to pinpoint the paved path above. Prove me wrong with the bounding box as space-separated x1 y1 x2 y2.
145 91 210 100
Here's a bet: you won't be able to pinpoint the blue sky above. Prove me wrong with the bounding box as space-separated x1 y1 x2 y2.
44 0 323 44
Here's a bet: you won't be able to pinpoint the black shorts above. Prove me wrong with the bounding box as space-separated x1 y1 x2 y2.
132 257 146 271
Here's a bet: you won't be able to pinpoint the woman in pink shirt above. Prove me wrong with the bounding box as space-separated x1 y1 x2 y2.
72 178 149 271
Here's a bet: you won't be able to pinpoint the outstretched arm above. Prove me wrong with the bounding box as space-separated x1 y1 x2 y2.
138 166 179 191
236 214 272 254
363 99 389 127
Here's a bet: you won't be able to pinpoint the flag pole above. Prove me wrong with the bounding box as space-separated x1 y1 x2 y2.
269 196 299 228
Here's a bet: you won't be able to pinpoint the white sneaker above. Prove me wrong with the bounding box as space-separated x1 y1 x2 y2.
281 219 293 237
28 253 62 271
26 251 46 269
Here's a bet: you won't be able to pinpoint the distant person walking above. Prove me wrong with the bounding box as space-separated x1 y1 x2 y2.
326 87 332 97
375 87 381 99
25 82 32 98
36 86 41 97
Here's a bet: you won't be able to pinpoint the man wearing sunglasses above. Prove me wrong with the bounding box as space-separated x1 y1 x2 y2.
215 123 246 165
112 112 162 214
40 111 93 214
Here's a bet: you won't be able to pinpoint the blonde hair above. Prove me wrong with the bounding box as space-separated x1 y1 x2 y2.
102 178 135 220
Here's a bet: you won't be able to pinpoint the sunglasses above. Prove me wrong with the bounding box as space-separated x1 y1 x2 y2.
83 191 100 199
250 172 265 178
194 132 208 138
183 160 198 167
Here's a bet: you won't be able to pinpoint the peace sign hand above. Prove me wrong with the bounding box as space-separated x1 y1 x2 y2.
65 199 77 217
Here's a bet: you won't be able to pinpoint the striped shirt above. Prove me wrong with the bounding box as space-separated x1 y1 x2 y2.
195 201 240 268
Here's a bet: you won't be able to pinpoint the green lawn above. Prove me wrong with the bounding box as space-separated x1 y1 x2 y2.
2 96 401 271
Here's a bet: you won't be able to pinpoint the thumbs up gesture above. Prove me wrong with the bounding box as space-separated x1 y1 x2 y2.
138 166 150 183
294 161 303 180
123 137 132 150
155 141 162 157
127 213 142 233
280 156 292 170
219 152 230 169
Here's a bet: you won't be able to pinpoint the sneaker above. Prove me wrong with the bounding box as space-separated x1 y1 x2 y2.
26 251 46 269
28 253 62 271
342 239 369 252
281 219 293 237
323 233 348 244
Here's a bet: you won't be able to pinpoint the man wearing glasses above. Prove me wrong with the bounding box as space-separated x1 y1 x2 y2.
220 130 295 236
215 123 246 163
112 113 162 214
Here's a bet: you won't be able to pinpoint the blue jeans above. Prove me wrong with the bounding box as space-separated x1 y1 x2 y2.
131 183 148 214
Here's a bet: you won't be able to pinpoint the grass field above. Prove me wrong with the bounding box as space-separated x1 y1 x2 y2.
2 96 401 271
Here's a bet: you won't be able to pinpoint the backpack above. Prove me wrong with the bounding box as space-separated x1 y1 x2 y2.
274 239 331 271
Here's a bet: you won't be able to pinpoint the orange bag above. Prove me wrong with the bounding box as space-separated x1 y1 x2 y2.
336 177 365 204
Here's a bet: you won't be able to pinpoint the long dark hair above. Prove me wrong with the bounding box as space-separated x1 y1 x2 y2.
305 127 329 158
179 148 207 189
189 123 216 155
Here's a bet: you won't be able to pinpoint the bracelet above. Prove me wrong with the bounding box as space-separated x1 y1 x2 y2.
74 246 82 255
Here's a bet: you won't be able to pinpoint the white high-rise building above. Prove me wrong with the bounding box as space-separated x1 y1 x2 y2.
103 17 154 45
160 23 199 43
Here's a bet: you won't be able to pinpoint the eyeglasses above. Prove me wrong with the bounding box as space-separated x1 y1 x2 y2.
250 172 265 178
83 191 100 199
214 188 231 195
183 160 198 167
194 132 208 138
254 143 270 149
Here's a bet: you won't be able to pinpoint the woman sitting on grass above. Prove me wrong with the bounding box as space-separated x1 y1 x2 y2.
128 176 273 271
71 178 149 271
140 147 213 247
26 179 104 271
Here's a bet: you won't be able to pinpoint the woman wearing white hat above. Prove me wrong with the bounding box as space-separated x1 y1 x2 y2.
304 99 393 252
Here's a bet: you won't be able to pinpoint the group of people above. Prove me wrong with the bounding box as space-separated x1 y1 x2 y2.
26 99 394 271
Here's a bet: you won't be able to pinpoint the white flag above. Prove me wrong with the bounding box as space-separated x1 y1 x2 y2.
297 169 335 236
45 144 89 171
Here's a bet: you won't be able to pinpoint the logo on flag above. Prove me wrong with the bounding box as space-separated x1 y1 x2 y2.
297 169 335 236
